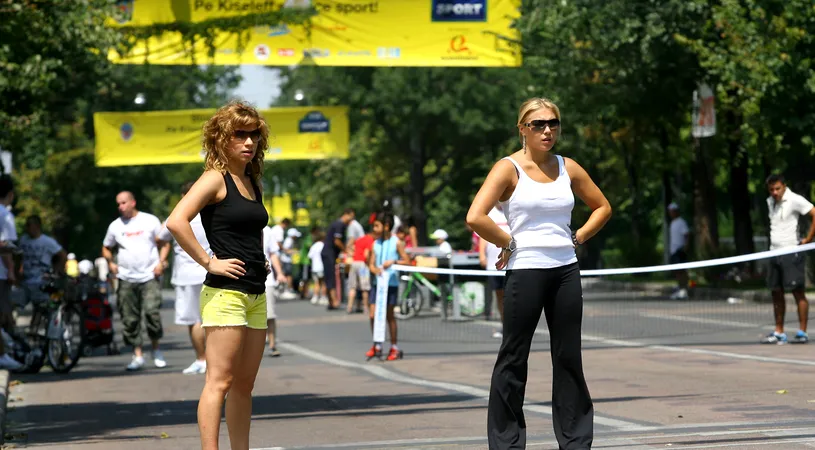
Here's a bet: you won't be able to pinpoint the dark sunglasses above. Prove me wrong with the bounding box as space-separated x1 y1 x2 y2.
524 119 560 131
233 129 261 140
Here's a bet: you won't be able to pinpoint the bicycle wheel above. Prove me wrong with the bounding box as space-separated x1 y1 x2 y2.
395 282 423 320
47 303 85 373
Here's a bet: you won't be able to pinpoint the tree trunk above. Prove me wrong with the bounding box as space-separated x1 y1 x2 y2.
728 133 754 256
409 132 428 246
692 137 719 258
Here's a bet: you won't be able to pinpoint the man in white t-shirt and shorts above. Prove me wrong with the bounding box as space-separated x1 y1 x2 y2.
667 202 691 299
19 215 67 308
263 226 287 357
0 176 22 370
479 205 510 338
158 182 210 374
761 174 815 345
103 191 170 371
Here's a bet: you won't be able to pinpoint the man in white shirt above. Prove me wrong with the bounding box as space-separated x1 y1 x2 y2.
430 229 453 255
19 215 67 307
263 226 287 357
0 176 21 370
103 191 170 371
761 174 815 345
667 202 691 299
157 182 210 374
479 205 510 338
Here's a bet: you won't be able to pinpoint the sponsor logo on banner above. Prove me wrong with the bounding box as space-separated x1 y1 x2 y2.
338 50 372 57
277 48 296 57
432 0 487 22
303 48 330 58
267 24 291 37
120 122 134 142
254 44 270 61
299 111 331 133
114 0 134 24
449 35 470 53
377 47 401 59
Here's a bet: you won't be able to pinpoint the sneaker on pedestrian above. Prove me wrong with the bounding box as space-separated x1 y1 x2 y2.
310 295 319 304
791 330 809 344
0 354 23 371
760 331 787 345
318 296 329 306
669 288 688 300
492 330 503 339
126 355 145 371
267 347 281 357
152 350 167 368
182 360 207 374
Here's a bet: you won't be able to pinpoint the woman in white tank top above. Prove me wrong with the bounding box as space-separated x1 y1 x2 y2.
466 98 612 450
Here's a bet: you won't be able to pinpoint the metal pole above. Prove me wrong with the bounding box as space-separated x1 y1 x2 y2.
450 251 461 320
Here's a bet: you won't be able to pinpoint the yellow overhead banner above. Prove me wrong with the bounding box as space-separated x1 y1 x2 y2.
109 0 521 67
93 106 349 167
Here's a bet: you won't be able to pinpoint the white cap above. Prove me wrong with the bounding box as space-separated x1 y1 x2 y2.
78 260 94 275
67 253 76 260
668 202 680 211
287 228 302 238
430 229 449 241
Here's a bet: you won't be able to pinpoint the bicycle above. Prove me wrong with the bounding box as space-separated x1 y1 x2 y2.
21 271 86 373
395 270 486 320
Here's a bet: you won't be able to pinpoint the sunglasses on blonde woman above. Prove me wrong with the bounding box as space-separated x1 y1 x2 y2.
524 119 560 132
233 129 261 141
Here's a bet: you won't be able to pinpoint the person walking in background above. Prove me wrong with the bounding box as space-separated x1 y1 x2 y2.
166 101 271 450
158 182 210 375
308 227 327 305
263 224 287 357
279 228 301 300
467 97 612 449
321 208 355 310
18 215 66 309
347 225 374 314
478 204 509 339
0 176 21 371
430 229 452 255
667 202 691 299
761 174 815 345
103 191 169 371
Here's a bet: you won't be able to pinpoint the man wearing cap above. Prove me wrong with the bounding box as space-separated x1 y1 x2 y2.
430 229 453 255
668 202 690 299
280 227 302 300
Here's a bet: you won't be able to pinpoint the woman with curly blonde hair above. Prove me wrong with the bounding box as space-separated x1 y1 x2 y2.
167 100 271 450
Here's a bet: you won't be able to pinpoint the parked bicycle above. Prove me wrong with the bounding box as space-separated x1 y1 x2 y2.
395 270 486 320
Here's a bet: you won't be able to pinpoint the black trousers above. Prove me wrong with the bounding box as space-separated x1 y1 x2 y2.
487 263 593 449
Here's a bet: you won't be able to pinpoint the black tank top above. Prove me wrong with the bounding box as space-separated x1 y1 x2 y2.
200 173 269 294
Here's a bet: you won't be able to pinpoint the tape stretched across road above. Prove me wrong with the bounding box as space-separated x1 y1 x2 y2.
391 242 815 278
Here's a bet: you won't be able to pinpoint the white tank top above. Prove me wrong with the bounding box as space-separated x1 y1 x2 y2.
499 155 577 269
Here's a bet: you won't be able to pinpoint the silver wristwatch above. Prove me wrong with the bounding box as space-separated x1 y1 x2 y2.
503 237 517 254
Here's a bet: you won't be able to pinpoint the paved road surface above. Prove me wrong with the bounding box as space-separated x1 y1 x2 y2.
4 289 815 449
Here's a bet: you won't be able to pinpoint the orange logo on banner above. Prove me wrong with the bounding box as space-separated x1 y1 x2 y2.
449 35 469 53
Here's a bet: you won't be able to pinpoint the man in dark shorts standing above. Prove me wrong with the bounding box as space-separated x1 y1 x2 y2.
667 202 691 299
321 208 355 310
761 174 815 344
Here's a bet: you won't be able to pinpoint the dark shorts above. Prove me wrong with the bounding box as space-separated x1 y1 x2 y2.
488 273 505 292
369 285 399 306
767 252 806 292
282 262 293 276
321 252 337 290
669 249 688 264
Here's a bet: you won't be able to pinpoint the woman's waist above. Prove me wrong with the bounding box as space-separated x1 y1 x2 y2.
508 248 577 269
512 230 573 248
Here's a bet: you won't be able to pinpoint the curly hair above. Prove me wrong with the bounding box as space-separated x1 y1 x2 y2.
202 101 269 181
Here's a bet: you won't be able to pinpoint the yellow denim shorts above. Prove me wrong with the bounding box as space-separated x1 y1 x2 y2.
200 286 267 330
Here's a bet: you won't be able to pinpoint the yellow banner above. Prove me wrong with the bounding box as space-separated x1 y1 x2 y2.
93 106 349 167
109 0 521 67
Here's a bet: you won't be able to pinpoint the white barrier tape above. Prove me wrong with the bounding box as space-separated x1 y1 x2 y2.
392 242 815 278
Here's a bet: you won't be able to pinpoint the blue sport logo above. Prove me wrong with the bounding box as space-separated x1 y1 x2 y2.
432 0 487 22
298 111 330 133
120 122 134 141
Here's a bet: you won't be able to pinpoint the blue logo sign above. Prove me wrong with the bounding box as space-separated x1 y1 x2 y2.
432 0 487 22
267 24 291 37
120 122 134 141
299 112 330 133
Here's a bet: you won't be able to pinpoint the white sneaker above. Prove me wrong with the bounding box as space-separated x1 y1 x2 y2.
126 355 145 371
670 288 688 300
0 354 23 371
492 330 503 339
310 295 319 304
182 360 206 375
318 296 329 306
153 350 167 368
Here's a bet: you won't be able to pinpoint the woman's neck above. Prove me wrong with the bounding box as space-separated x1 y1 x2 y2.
227 161 248 177
525 149 555 167
382 231 391 240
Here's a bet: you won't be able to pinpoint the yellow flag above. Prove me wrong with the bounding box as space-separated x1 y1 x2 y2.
93 106 349 167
